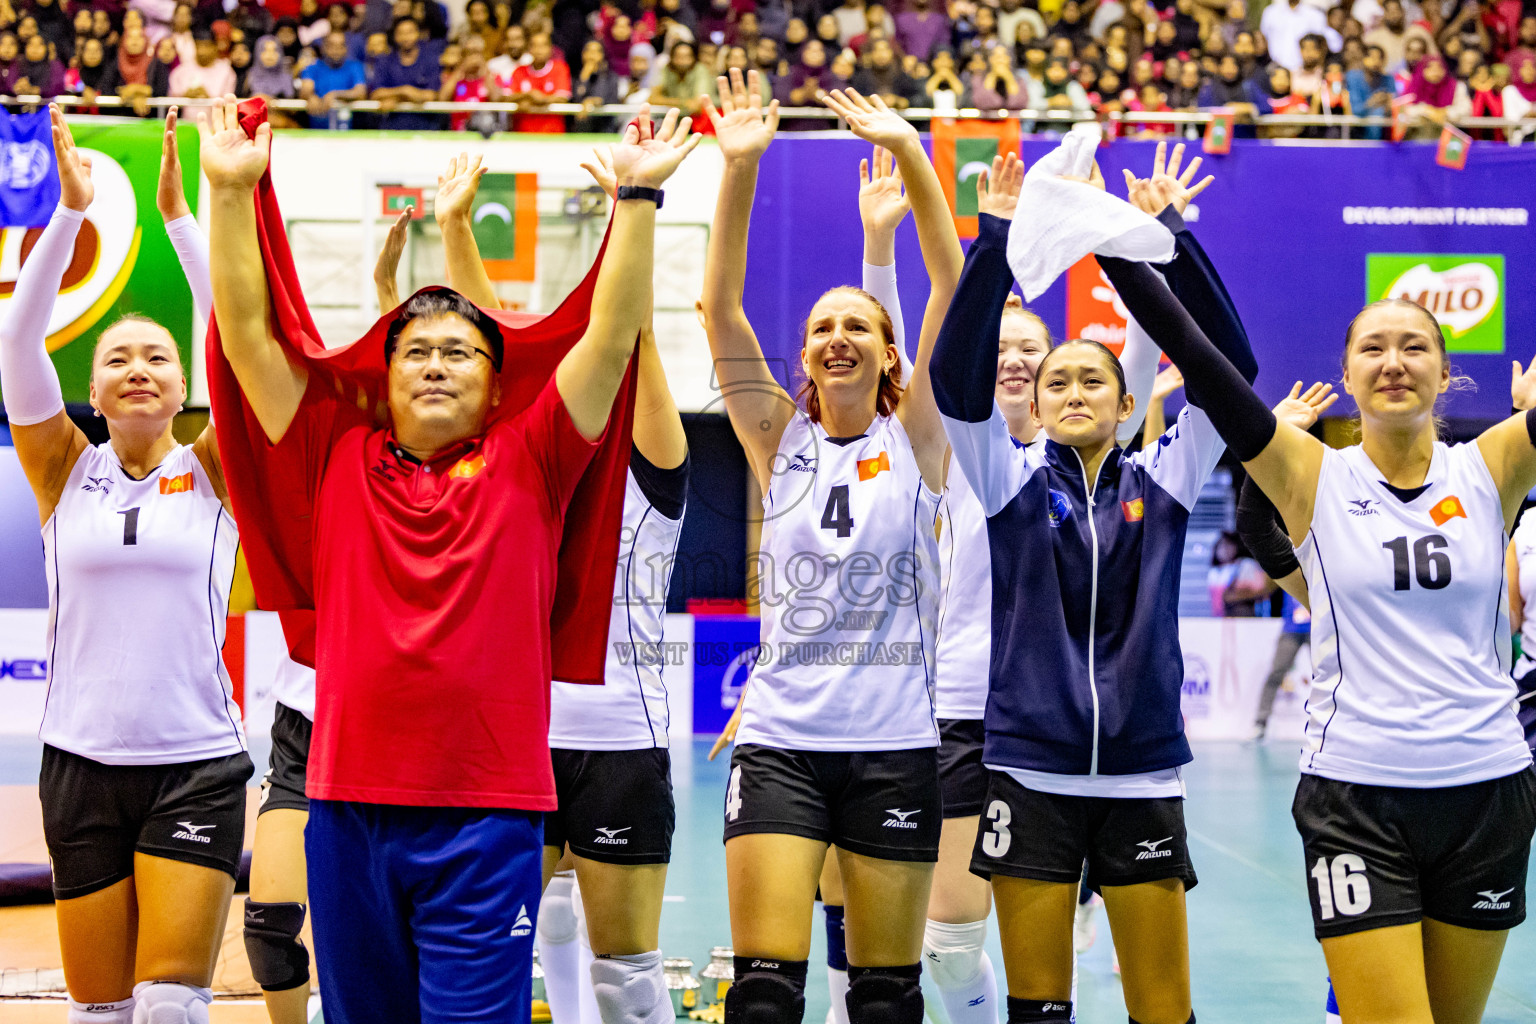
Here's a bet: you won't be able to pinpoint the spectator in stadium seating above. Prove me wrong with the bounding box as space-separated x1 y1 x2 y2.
1157 55 1184 96
486 23 526 80
409 0 448 41
113 26 153 111
8 30 63 94
571 38 620 129
1501 53 1536 121
709 43 772 101
1464 60 1504 136
1018 36 1049 86
732 11 762 50
1506 16 1536 68
273 16 302 60
965 41 1028 107
1365 0 1434 70
1261 0 1329 69
650 39 709 115
918 45 963 107
227 37 251 91
1218 0 1248 48
1040 52 1093 111
168 26 233 95
1168 57 1204 107
1148 18 1179 61
621 40 657 101
443 35 501 132
697 0 733 46
1340 35 1365 68
1345 42 1395 134
1207 531 1274 617
776 34 828 127
167 1 194 63
1401 53 1461 135
245 34 295 98
1291 31 1327 97
830 0 869 45
301 29 368 126
317 2 365 61
1250 63 1308 135
997 0 1046 50
1125 81 1177 134
601 13 633 70
146 33 175 95
891 0 947 60
295 0 328 47
67 36 118 104
967 4 1001 56
852 36 919 105
754 35 782 77
1198 51 1258 120
696 40 719 73
506 30 569 132
458 0 497 52
370 15 442 129
30 0 69 54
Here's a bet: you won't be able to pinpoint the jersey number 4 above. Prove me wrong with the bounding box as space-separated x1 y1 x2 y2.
821 485 854 538
1382 534 1451 591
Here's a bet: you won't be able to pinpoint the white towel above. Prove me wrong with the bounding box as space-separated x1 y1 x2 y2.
1006 123 1176 302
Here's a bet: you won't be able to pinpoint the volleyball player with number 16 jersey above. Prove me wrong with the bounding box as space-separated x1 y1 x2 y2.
1097 247 1536 1023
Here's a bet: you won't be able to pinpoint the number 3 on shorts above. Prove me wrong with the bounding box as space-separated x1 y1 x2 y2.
982 799 1011 858
726 766 743 822
1310 853 1372 920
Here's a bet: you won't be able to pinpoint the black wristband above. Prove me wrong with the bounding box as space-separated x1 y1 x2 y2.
616 185 663 208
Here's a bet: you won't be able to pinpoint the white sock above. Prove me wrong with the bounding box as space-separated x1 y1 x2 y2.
538 872 585 1024
591 950 673 1024
827 966 850 1024
923 920 998 1024
130 983 211 1024
70 998 134 1024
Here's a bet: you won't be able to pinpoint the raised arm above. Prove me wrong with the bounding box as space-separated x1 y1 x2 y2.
698 69 790 491
2 105 92 520
374 206 412 312
858 145 912 376
433 152 499 309
157 107 212 324
201 97 308 444
555 106 701 441
822 87 967 490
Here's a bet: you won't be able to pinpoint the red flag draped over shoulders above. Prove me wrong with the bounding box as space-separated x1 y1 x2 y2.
208 98 635 684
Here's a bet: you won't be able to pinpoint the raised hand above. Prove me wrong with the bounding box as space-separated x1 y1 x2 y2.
1273 380 1338 430
579 144 618 200
859 145 909 238
701 68 779 165
1122 140 1214 217
1513 359 1536 411
49 105 93 213
1151 364 1185 402
434 151 485 225
195 95 271 193
374 206 411 311
820 87 919 153
976 151 1023 220
156 106 190 222
608 105 703 189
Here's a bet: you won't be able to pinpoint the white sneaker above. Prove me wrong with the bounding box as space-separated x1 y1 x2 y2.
1073 893 1101 953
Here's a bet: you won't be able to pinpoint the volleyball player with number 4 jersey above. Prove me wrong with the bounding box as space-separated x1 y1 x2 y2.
699 71 963 1024
1094 202 1536 1024
0 107 251 1024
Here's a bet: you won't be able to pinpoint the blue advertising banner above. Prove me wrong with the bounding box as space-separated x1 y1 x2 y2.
0 110 59 227
745 137 1535 421
691 615 763 736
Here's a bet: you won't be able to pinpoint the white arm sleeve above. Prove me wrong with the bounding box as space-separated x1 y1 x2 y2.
941 404 1038 516
164 214 212 325
1116 316 1161 443
862 260 913 381
0 206 83 426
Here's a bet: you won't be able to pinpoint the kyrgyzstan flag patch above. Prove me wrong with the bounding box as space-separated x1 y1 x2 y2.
159 471 195 494
857 451 891 481
1122 498 1145 522
1429 495 1466 526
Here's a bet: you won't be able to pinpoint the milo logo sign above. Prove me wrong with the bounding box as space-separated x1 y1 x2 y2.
1366 254 1505 353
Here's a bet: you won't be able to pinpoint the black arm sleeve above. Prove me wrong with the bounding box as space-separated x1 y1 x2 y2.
1096 255 1277 462
931 213 1016 424
1155 205 1258 410
629 446 690 522
1236 474 1299 580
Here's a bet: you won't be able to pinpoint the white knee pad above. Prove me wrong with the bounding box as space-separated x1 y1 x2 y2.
922 919 988 990
590 950 672 1024
539 870 580 945
130 982 211 1024
69 997 134 1024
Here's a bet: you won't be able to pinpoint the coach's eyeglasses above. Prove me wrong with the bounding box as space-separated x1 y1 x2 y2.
393 342 494 369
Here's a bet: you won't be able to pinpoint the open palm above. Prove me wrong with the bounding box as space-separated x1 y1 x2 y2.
196 96 270 191
608 106 702 189
704 68 779 164
1122 141 1213 216
822 88 918 152
859 146 909 236
435 152 485 224
49 105 92 212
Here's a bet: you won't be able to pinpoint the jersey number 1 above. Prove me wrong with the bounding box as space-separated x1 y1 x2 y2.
821 485 854 538
118 507 141 546
1382 535 1451 591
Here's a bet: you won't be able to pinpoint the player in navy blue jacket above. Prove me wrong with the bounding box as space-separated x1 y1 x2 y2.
929 160 1256 1024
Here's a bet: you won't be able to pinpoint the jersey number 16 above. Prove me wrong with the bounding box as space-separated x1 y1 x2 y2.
1382 534 1452 592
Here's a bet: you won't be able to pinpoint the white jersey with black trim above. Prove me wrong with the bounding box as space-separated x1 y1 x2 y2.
736 412 942 751
40 442 245 765
548 467 685 750
1511 512 1536 680
1298 442 1532 787
934 457 992 720
272 655 316 721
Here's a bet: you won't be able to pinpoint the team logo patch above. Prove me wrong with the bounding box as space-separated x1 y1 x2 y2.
510 905 533 936
1121 498 1144 522
158 472 194 495
449 453 486 479
857 451 891 481
1430 495 1466 526
1348 499 1378 516
1135 837 1173 860
787 454 817 473
1047 489 1072 528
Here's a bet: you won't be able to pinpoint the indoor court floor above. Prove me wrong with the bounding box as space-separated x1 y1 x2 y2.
2 737 1534 1023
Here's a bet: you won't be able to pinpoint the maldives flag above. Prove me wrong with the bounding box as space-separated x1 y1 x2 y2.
1436 124 1471 170
206 99 635 684
470 172 538 282
931 117 1021 238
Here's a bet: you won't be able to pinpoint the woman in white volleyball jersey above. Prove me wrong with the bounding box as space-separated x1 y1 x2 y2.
0 108 251 1024
1100 245 1536 1022
698 70 963 1024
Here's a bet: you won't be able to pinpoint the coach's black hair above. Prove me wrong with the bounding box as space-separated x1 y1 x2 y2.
384 288 505 371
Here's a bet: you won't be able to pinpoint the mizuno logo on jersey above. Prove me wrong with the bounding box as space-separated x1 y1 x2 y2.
158 472 194 495
172 822 214 843
883 808 920 829
1135 837 1173 860
837 610 889 631
1347 499 1378 516
511 905 533 936
857 451 891 481
1122 498 1145 522
1430 495 1467 526
1473 888 1514 910
1047 489 1072 528
449 454 486 479
81 476 112 494
787 454 818 473
594 826 632 844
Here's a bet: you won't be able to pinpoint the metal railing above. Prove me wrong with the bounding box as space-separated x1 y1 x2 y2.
26 93 1536 137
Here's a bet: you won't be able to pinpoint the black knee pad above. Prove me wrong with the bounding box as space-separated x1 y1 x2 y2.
1008 996 1073 1022
724 957 808 1024
846 964 923 1024
243 899 310 992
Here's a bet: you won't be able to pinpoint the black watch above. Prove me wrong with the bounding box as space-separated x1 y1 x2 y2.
616 185 664 208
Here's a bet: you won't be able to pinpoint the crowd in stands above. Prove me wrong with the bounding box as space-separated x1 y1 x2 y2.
6 0 1536 132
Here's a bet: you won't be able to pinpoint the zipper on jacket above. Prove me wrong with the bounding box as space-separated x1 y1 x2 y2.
1072 448 1103 777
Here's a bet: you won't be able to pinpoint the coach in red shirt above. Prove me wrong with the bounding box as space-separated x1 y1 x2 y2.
200 97 701 1023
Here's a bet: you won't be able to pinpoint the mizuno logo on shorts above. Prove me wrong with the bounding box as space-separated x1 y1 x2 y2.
1473 888 1514 910
883 808 919 829
594 826 632 845
1135 837 1173 860
172 822 214 844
